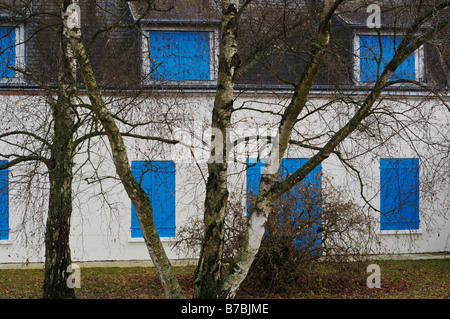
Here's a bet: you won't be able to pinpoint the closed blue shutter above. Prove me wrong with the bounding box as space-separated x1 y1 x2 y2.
280 159 322 247
0 27 15 78
360 35 415 82
0 160 9 240
380 158 420 230
246 158 322 246
246 158 266 211
131 161 176 238
149 31 210 81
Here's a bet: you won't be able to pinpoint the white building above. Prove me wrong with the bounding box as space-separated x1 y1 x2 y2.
0 0 449 265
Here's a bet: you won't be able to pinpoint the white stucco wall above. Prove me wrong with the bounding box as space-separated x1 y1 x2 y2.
0 91 448 264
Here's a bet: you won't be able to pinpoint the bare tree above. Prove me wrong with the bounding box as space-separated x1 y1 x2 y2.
0 0 180 298
0 0 79 298
210 0 449 299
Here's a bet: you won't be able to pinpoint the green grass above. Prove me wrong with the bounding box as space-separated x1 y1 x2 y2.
371 259 449 298
0 260 447 299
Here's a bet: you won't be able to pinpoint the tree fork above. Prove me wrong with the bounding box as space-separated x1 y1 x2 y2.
218 0 342 298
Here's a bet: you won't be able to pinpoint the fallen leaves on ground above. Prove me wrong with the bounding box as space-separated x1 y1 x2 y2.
0 259 447 299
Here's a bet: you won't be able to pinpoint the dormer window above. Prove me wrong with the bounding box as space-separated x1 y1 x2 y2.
354 32 424 84
142 27 218 83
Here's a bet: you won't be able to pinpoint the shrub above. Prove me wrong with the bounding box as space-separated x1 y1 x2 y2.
174 178 377 294
245 179 375 293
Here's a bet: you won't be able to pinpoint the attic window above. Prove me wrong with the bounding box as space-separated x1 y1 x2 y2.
354 33 424 84
143 28 218 83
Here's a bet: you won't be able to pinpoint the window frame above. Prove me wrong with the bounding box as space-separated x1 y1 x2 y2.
0 23 25 84
141 25 219 86
353 31 425 86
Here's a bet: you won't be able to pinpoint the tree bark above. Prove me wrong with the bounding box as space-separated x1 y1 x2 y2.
43 149 75 299
193 0 239 299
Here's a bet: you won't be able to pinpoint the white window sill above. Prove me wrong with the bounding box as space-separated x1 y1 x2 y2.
0 239 13 245
0 77 26 84
128 237 176 243
378 229 423 235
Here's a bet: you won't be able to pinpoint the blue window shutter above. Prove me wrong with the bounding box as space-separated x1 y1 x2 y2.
380 158 420 230
149 31 179 81
182 32 210 80
0 160 9 240
131 161 176 238
280 159 322 247
149 31 210 81
360 35 415 82
246 158 322 246
130 161 147 238
246 158 266 211
150 161 176 237
0 27 15 78
246 158 322 203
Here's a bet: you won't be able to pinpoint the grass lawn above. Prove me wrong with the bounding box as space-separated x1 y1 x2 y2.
0 259 448 299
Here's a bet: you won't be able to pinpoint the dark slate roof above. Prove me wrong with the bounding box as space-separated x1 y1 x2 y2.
0 0 447 91
127 0 221 25
335 0 436 30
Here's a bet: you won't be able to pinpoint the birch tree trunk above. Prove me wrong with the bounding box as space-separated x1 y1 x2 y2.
42 1 78 299
193 0 239 299
64 3 185 299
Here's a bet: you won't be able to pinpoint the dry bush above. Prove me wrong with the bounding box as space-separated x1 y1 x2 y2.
173 191 247 262
174 178 377 293
245 180 376 293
